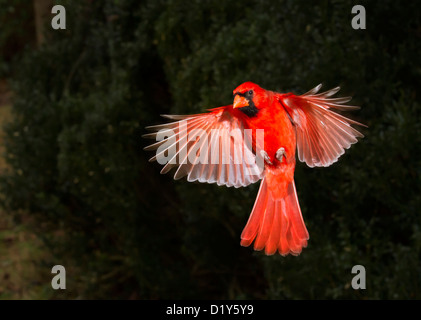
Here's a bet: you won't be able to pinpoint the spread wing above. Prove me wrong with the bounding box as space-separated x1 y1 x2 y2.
143 106 264 188
278 84 365 167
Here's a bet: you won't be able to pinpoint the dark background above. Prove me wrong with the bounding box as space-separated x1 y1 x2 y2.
0 0 420 299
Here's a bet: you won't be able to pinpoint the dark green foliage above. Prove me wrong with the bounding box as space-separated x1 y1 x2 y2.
0 0 34 76
1 0 420 299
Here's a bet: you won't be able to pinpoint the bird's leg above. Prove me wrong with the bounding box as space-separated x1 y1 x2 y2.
275 147 286 163
260 150 273 165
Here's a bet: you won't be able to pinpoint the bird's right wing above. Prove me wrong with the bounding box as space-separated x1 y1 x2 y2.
143 106 264 188
277 85 365 168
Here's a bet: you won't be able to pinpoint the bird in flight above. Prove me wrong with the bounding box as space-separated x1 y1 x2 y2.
144 82 364 255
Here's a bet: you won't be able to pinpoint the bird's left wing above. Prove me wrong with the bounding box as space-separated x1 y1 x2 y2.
277 85 365 168
143 106 264 188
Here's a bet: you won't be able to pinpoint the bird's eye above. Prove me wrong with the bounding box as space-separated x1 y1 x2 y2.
248 90 253 95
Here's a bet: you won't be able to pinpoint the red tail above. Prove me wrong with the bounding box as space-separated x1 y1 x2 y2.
240 177 309 256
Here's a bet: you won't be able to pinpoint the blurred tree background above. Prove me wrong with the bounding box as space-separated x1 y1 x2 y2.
0 0 420 299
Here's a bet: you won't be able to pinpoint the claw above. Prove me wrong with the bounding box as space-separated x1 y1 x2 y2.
276 147 285 163
260 150 273 165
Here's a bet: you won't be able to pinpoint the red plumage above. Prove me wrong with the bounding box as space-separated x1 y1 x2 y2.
144 82 364 256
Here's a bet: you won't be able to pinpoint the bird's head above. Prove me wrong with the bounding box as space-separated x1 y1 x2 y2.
232 82 267 117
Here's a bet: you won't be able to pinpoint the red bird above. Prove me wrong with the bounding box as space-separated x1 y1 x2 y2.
144 82 364 256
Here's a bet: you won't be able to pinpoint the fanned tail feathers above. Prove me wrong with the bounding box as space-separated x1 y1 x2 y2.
240 178 309 256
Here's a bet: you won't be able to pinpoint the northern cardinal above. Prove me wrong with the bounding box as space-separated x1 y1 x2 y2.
144 82 364 255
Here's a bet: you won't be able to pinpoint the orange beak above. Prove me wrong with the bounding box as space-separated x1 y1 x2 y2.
233 95 249 109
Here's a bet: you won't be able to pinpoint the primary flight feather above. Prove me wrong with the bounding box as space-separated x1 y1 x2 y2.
144 82 364 256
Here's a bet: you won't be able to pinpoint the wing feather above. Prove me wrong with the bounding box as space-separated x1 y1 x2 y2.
143 106 264 187
279 84 365 167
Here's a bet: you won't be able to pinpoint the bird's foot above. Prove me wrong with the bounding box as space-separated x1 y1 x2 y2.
276 147 286 163
260 150 273 165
